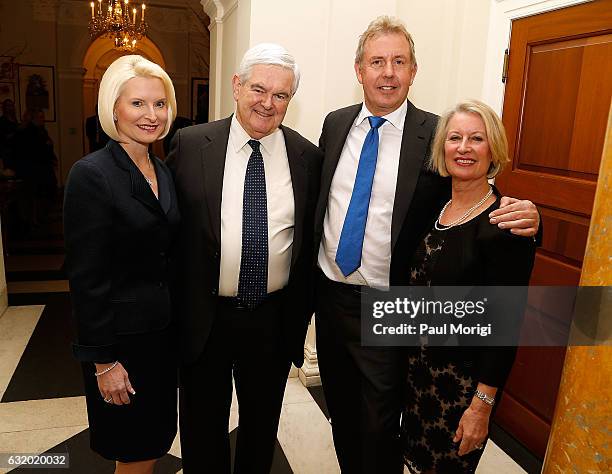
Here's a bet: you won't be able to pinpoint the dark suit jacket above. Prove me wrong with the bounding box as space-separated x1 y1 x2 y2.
166 117 322 366
64 139 180 362
315 100 450 285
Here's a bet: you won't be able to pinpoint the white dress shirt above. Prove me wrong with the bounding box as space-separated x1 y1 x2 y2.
219 116 295 296
318 100 407 289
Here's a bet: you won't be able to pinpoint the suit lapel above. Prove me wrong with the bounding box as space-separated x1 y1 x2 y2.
390 101 430 250
200 118 232 247
316 105 361 229
108 141 165 218
281 126 307 269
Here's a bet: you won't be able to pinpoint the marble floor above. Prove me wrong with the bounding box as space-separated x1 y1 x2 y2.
0 288 528 474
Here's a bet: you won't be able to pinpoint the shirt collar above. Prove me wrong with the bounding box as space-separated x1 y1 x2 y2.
355 99 407 131
230 115 281 156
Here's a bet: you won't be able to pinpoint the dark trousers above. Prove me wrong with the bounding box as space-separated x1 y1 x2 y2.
315 272 407 474
179 295 291 474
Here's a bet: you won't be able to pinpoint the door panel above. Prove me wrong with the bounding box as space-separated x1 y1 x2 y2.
494 0 612 459
518 37 612 177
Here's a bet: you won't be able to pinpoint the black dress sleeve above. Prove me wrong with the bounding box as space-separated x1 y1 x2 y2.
63 159 116 362
474 224 536 388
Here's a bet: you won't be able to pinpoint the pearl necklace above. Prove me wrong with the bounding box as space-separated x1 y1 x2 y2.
434 186 493 231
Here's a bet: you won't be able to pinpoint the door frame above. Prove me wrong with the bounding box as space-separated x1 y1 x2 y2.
481 0 593 115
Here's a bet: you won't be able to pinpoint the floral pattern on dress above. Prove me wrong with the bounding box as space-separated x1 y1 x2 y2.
402 228 487 474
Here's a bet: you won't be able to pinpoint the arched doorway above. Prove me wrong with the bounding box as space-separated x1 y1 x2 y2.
81 36 166 155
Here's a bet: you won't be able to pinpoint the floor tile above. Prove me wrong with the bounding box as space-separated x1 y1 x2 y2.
0 397 87 434
477 440 527 474
0 306 43 395
0 425 86 474
8 428 181 474
277 401 340 474
2 294 83 402
283 377 314 405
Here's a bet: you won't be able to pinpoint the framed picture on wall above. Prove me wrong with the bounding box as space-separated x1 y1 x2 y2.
191 77 209 124
18 64 56 122
0 82 16 115
0 57 16 81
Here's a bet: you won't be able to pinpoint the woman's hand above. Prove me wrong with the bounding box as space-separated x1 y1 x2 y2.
453 402 491 455
94 362 136 405
454 383 497 456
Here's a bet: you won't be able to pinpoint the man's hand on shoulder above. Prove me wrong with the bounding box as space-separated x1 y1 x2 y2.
489 196 539 237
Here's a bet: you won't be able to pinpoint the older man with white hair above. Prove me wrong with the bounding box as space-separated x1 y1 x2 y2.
168 43 322 473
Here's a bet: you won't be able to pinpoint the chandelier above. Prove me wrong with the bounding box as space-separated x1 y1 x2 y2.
89 0 148 51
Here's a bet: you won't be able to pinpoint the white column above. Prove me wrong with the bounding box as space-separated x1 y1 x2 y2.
202 0 252 120
299 316 320 386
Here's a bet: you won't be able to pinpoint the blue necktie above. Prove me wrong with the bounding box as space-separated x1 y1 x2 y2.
335 116 386 277
237 140 268 308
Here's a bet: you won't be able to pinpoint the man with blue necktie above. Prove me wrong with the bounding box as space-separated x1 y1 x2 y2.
314 16 540 473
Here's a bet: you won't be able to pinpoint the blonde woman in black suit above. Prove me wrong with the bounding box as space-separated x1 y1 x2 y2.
64 55 179 474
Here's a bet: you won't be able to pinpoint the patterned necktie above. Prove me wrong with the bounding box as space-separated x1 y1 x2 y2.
335 116 386 276
237 139 268 308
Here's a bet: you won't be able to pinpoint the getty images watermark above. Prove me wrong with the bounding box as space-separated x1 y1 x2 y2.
360 286 608 347
372 296 491 337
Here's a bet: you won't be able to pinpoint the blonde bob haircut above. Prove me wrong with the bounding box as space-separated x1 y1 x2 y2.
98 55 176 141
430 100 509 179
355 15 417 66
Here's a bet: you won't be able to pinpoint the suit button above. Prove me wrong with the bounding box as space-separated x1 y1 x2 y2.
158 281 164 288
211 288 217 295
214 251 219 259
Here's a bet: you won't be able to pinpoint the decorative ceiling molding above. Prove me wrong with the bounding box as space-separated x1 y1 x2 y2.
201 0 237 24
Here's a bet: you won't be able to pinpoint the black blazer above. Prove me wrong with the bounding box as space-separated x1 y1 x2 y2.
415 194 536 389
315 100 450 284
166 117 322 366
64 139 180 362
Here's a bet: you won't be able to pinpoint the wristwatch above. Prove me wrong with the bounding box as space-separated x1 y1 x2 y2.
474 389 495 406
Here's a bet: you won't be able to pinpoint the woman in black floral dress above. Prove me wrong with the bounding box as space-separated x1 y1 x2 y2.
401 100 536 473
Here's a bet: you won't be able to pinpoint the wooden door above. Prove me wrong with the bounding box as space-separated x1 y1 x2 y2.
494 0 612 459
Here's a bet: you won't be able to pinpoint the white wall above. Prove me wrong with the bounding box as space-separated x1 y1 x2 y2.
207 0 494 142
249 0 332 142
209 0 401 143
399 0 492 115
321 0 398 116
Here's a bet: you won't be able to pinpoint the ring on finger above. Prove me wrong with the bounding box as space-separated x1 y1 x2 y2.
475 444 484 450
104 396 112 403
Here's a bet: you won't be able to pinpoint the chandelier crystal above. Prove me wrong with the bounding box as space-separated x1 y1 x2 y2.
89 0 148 51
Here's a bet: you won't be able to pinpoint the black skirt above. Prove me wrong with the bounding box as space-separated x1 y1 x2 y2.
81 326 178 462
402 346 486 473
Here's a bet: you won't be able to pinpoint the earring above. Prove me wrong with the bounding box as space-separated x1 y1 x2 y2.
113 113 117 122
